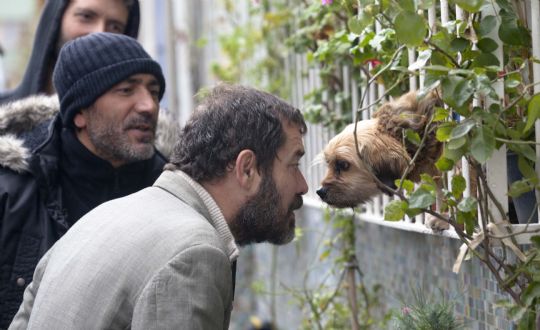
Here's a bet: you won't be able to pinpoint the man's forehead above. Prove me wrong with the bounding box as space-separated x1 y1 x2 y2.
281 123 305 158
118 74 158 85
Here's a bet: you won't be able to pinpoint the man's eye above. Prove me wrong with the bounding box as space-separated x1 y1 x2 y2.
116 87 132 94
108 23 124 33
76 12 93 20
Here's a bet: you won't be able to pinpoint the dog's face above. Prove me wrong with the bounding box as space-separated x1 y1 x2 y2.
317 90 442 208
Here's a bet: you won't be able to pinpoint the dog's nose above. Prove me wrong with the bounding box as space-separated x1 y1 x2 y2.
316 187 328 200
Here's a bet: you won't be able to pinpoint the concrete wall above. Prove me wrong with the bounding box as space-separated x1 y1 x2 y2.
231 199 517 330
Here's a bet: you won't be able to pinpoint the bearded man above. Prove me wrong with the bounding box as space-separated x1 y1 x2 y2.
0 32 168 327
9 84 309 329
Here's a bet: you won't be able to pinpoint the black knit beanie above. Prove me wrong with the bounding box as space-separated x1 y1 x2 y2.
53 32 166 127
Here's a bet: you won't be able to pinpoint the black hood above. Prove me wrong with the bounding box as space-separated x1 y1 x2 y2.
0 0 140 105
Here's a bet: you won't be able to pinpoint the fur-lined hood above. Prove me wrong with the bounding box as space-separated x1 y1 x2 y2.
0 94 180 173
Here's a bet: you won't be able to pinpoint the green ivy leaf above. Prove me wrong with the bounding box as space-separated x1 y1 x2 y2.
433 107 450 121
348 12 372 35
448 136 467 150
420 174 436 187
409 188 436 209
384 200 408 221
531 236 540 249
472 53 500 68
478 15 497 37
450 37 470 52
408 49 432 71
452 175 466 198
499 10 531 47
451 119 476 139
397 179 416 193
525 94 540 133
508 179 533 198
451 0 485 13
436 124 453 141
477 38 499 53
394 11 427 47
454 79 475 107
436 156 454 171
443 145 466 162
458 196 478 212
471 126 495 163
405 129 421 146
521 282 540 306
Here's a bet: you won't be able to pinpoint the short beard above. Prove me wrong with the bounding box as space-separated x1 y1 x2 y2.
86 111 156 165
230 173 303 246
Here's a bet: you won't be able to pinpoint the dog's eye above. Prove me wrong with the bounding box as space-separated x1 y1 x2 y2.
335 160 350 174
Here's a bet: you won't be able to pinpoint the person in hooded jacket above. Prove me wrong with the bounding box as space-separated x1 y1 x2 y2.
0 0 140 105
0 32 172 328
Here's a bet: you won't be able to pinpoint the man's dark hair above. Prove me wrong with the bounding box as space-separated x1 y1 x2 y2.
168 84 306 182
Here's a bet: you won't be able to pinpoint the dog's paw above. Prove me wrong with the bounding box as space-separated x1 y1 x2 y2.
425 214 450 231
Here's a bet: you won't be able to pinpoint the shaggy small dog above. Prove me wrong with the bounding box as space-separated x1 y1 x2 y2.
317 90 449 230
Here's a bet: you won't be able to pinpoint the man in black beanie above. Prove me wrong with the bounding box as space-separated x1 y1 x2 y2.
0 32 167 328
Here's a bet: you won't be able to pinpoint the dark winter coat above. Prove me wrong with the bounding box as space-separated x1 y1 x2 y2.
0 95 179 328
0 0 140 105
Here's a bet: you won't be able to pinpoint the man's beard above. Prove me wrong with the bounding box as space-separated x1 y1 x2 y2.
230 173 303 246
86 112 156 165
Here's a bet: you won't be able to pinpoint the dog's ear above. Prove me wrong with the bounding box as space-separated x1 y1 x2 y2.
358 133 411 189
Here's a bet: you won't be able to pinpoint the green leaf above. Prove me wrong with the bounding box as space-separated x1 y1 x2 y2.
465 214 475 235
398 0 415 12
398 179 416 193
453 78 475 107
452 175 466 198
408 49 432 71
348 12 372 35
409 188 436 209
478 15 497 37
472 53 500 68
443 144 466 162
451 0 484 12
424 65 451 72
394 11 427 47
436 157 454 171
471 126 495 163
525 94 540 133
433 107 450 121
451 119 476 139
384 200 408 221
508 179 534 198
450 37 470 52
448 136 467 150
518 156 538 183
531 236 540 249
458 197 478 212
477 38 499 53
405 129 421 146
441 76 464 108
522 282 540 306
505 78 521 90
436 125 453 141
499 10 531 47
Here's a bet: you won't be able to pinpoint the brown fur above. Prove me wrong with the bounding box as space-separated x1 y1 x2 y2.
318 90 448 229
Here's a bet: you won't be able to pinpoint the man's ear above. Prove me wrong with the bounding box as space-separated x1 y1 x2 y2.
73 111 87 129
234 149 260 192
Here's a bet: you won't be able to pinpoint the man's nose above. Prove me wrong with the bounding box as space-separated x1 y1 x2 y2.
298 172 309 195
135 90 158 114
